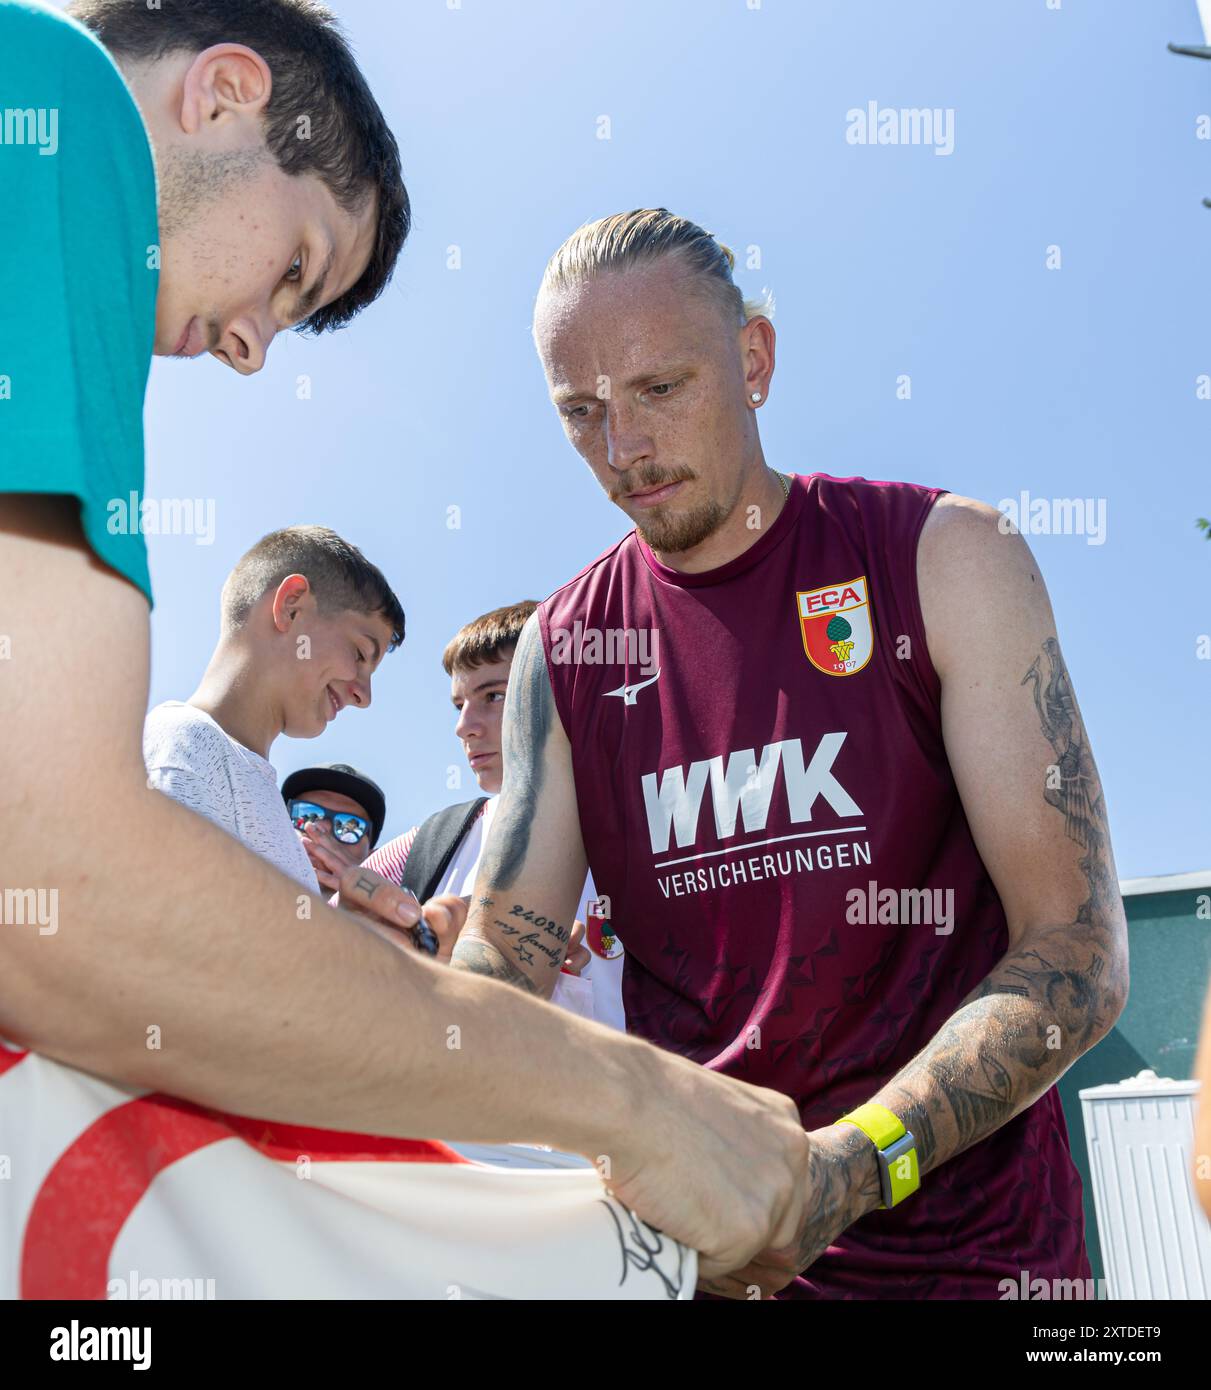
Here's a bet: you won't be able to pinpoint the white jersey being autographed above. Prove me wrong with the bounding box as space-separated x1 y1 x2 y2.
0 1044 693 1300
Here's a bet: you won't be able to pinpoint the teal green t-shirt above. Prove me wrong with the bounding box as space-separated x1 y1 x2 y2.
0 0 159 605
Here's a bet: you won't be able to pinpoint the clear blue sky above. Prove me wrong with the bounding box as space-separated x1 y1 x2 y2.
124 0 1208 878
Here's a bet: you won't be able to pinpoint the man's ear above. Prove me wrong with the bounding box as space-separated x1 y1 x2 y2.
177 43 273 136
270 575 311 634
740 314 776 406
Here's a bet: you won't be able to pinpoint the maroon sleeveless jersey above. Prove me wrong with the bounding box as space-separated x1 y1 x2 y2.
537 472 1091 1299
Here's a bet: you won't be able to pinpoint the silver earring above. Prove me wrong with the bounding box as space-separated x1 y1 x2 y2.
751 391 762 403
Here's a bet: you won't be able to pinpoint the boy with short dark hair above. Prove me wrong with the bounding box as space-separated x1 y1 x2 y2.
144 526 404 894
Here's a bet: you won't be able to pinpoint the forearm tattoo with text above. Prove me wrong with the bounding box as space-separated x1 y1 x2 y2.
493 904 571 970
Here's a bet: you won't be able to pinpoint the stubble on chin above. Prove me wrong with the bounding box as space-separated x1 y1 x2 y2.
633 498 728 554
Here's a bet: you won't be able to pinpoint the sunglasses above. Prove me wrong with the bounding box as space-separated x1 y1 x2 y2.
288 800 370 846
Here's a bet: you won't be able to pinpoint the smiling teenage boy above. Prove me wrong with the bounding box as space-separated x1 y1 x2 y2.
143 526 403 897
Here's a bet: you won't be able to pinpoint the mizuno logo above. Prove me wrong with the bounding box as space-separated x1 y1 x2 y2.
640 733 863 854
604 668 662 706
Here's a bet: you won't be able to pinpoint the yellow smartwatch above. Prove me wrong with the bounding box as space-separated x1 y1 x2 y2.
834 1102 920 1209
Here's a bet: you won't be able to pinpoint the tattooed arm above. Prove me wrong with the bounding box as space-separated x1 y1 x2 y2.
722 495 1130 1294
450 613 590 998
865 495 1127 1176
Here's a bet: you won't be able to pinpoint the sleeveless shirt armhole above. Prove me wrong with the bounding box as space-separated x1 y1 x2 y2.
905 487 947 715
535 601 575 744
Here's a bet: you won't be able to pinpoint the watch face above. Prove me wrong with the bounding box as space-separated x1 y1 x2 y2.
882 1131 919 1206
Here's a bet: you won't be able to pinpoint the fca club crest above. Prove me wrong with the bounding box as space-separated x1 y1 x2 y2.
586 911 624 961
796 576 875 677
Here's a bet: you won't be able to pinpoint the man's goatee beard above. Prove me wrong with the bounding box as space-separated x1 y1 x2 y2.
635 499 728 555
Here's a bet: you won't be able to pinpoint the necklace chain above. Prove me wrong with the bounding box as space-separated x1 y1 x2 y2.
773 469 789 502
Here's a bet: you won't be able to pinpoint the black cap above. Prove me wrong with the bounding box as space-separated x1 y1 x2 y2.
281 763 387 849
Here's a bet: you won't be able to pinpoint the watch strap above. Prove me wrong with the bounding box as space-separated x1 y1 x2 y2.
834 1102 920 1209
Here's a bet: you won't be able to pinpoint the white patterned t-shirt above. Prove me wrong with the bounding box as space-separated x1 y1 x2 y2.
143 701 320 895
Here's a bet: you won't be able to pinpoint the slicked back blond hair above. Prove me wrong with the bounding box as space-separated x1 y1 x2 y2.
537 208 775 326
